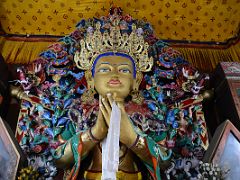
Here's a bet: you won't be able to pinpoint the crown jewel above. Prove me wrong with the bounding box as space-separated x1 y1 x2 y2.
74 20 153 72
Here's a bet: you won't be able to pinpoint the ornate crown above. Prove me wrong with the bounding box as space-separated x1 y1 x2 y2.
74 20 153 72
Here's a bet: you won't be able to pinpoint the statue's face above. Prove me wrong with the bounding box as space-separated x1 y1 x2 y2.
93 55 135 100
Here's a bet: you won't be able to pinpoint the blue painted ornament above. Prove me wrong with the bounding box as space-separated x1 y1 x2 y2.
64 99 72 109
42 111 51 120
45 128 54 137
157 92 164 103
57 117 68 127
76 19 86 28
59 36 76 45
172 121 179 128
148 102 157 111
40 50 56 60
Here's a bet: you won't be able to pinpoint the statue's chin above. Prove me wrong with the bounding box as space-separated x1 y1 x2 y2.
97 90 129 102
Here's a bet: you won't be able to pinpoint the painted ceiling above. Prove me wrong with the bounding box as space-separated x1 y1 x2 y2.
0 0 240 44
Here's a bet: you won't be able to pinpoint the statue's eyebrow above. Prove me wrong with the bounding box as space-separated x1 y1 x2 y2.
118 63 130 66
98 62 131 66
102 62 110 64
112 63 131 66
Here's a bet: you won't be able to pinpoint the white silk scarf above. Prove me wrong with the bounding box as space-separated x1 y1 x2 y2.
101 102 121 180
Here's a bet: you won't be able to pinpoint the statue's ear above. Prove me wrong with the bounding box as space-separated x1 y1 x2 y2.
85 70 94 89
133 71 143 91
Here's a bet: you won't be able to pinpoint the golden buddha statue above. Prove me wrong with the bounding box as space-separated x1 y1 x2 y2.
53 18 171 179
55 53 170 179
15 7 209 180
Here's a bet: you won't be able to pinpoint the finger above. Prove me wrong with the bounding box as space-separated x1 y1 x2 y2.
99 95 102 107
99 102 109 121
112 92 125 103
102 97 112 115
100 97 111 125
97 109 103 119
116 101 124 110
112 92 118 102
98 109 109 128
106 93 114 107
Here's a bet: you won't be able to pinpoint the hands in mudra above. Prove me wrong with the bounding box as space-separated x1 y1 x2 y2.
93 93 138 147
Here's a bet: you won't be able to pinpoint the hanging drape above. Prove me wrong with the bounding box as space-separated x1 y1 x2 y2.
175 42 240 72
0 36 239 72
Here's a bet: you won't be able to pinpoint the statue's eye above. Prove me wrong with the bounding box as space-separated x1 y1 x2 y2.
119 68 131 73
98 68 110 72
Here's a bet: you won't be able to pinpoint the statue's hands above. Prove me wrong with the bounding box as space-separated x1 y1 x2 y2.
91 107 108 141
117 101 138 147
99 94 113 126
99 93 123 126
99 93 137 147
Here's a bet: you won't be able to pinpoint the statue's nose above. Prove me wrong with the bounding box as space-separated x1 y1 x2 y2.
111 67 120 76
111 74 119 79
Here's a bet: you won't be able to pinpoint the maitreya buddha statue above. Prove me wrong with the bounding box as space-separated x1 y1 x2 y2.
14 7 209 180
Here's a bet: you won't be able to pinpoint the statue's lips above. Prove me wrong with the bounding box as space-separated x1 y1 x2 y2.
108 79 121 85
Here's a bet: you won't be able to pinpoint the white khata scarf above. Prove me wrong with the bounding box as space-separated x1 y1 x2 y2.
101 102 121 180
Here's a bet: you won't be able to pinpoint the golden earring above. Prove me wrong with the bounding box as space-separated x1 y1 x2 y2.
131 89 144 104
81 87 96 104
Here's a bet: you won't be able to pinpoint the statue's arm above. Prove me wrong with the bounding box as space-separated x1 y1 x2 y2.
127 134 153 165
54 112 107 169
119 112 171 170
129 134 171 169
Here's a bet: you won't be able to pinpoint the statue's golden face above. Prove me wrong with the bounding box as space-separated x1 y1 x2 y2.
93 55 136 100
